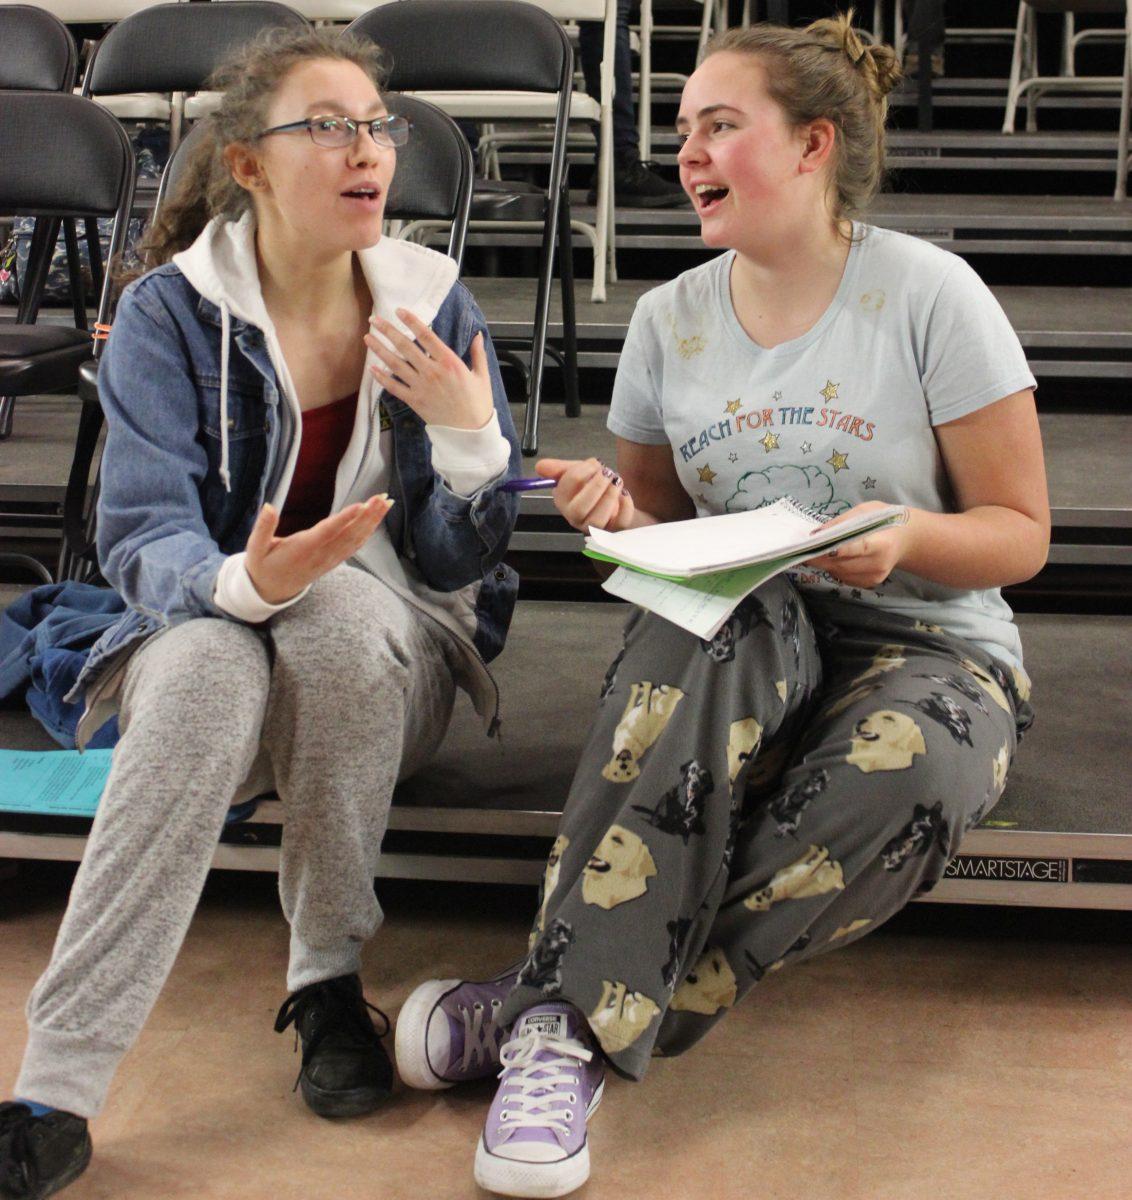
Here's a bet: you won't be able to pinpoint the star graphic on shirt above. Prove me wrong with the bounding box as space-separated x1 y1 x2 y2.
728 452 739 463
695 493 708 506
827 449 849 472
724 398 742 415
800 441 813 455
760 432 780 453
863 476 877 489
772 390 783 402
820 380 840 402
697 464 717 485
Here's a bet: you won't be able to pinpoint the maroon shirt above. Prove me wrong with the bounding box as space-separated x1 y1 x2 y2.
276 392 358 538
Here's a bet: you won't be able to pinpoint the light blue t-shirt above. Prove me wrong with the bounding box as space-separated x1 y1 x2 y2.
607 223 1038 670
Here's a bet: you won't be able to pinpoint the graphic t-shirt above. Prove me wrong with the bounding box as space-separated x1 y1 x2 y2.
607 223 1037 669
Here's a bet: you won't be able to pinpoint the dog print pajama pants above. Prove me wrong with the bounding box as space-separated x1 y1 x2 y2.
498 577 1033 1080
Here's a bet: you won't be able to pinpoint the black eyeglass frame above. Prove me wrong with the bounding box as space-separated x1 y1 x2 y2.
255 114 412 148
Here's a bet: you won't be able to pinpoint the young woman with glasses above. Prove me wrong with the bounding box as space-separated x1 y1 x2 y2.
1 28 519 1197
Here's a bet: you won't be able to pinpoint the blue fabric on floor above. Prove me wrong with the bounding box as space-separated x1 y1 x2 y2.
0 582 125 748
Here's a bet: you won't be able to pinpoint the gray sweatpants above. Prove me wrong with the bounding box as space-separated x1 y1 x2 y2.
16 564 458 1118
501 578 1033 1079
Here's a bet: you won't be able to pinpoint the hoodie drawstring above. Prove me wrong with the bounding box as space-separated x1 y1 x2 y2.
219 301 232 493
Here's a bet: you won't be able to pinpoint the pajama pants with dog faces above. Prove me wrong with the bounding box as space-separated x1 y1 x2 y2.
498 578 1033 1081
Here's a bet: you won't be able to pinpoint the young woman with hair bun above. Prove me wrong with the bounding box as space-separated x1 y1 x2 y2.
1 26 520 1197
394 13 1048 1198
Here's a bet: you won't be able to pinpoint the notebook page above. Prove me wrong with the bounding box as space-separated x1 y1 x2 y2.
586 498 818 576
601 563 776 639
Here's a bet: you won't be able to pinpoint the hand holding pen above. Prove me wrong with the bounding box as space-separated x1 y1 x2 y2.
506 458 634 533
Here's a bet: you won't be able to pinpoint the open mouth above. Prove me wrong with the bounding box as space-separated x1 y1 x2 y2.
341 186 382 204
585 857 611 874
693 183 729 214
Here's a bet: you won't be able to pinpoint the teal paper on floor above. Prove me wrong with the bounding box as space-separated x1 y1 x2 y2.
0 749 113 816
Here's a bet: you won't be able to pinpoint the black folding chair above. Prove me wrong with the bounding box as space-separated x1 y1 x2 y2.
0 6 84 444
0 92 134 584
345 0 581 456
82 0 312 154
60 93 476 583
0 4 76 92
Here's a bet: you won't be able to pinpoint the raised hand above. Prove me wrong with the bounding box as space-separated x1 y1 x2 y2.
536 457 635 532
365 308 494 431
245 494 393 605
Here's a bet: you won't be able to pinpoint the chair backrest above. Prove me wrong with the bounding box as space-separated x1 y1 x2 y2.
345 0 572 94
157 93 474 264
0 91 136 334
384 93 474 266
0 5 77 91
25 0 170 21
0 91 135 219
216 0 390 20
83 0 311 97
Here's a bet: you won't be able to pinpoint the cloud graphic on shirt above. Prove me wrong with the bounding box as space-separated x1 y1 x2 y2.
725 465 850 516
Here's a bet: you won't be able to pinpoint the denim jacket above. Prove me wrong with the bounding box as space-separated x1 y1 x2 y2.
74 214 521 740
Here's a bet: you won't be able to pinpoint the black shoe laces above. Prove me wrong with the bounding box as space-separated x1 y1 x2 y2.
273 977 391 1092
0 1103 40 1199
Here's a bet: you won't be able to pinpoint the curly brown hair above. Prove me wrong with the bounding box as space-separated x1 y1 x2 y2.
133 27 388 273
704 10 901 230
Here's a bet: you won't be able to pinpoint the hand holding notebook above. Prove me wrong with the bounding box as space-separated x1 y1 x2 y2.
584 498 907 638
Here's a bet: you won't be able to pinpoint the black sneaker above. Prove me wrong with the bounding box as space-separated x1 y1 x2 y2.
274 974 394 1118
0 1103 91 1200
589 156 691 208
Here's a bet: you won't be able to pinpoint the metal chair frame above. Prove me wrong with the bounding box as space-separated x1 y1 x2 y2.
1003 0 1130 199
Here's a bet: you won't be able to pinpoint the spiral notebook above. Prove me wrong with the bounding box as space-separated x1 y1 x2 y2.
585 499 906 639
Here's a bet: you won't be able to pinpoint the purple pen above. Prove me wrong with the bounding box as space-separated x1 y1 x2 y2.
501 477 557 493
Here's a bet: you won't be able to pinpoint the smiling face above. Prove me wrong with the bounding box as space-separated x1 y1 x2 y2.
231 57 395 257
676 51 830 253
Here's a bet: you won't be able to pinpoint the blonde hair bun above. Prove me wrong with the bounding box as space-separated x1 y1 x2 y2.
806 10 902 101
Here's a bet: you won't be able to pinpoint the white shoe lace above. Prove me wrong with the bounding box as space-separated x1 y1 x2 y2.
494 1032 593 1138
459 997 504 1072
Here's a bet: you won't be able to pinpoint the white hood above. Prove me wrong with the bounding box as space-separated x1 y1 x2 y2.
173 211 458 498
168 213 502 729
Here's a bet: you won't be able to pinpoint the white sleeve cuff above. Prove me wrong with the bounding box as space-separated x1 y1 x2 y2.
426 410 511 498
213 552 310 623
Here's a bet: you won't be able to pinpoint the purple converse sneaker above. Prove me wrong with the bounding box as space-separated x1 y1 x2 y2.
474 1004 605 1199
395 969 517 1090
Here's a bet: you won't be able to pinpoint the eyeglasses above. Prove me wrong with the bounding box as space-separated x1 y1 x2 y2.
256 114 411 149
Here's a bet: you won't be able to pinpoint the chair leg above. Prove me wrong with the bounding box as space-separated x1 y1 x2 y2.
522 224 555 457
61 396 107 578
638 0 652 160
1062 13 1075 77
1025 9 1039 132
0 396 13 441
1004 1 1028 132
698 0 713 56
62 219 88 331
1117 8 1131 201
85 218 104 304
558 184 581 420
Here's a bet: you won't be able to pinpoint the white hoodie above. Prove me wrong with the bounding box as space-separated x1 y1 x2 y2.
173 212 511 723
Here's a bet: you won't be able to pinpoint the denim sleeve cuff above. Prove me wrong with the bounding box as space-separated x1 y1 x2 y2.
213 552 309 623
426 411 511 498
